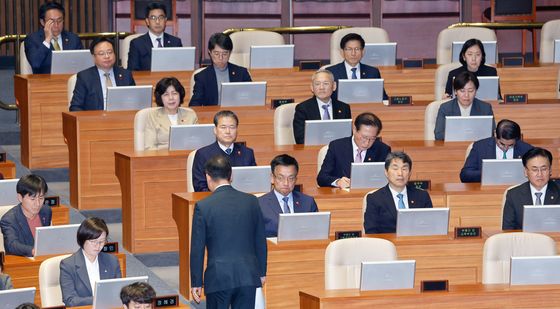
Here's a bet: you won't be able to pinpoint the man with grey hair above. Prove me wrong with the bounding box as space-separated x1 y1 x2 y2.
292 70 351 144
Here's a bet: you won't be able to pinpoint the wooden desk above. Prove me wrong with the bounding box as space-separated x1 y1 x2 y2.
0 160 16 179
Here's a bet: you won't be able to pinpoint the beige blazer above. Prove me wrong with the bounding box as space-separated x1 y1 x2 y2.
144 107 198 150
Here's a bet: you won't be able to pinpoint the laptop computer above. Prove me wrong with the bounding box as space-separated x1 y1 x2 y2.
396 208 450 236
231 166 271 193
510 256 560 285
93 276 149 309
360 260 416 291
523 205 560 232
337 79 384 103
250 45 294 69
0 287 36 308
476 76 500 101
219 82 267 107
277 212 331 242
444 116 493 142
168 124 215 151
106 85 153 111
452 41 497 64
481 159 525 186
34 224 81 256
51 50 94 74
0 178 18 206
151 47 196 72
350 162 388 189
304 119 352 145
362 43 397 67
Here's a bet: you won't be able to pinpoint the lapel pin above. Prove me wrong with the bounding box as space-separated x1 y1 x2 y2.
295 201 300 206
367 157 371 161
237 150 241 155
411 200 415 204
232 71 236 75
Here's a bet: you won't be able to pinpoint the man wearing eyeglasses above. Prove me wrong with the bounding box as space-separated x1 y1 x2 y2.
502 147 560 230
189 33 252 106
127 2 182 71
69 37 135 111
326 33 388 100
24 2 83 74
317 112 391 188
460 119 533 183
258 154 318 237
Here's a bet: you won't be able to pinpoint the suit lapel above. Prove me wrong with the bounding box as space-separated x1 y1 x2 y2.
407 187 419 209
15 206 34 244
267 192 283 214
337 62 349 79
208 65 219 99
332 100 345 119
451 99 461 115
114 67 126 86
382 186 398 221
292 191 302 213
91 67 104 109
343 138 354 174
75 253 93 294
310 98 322 120
98 253 112 279
61 31 69 49
545 182 560 204
363 139 378 162
470 99 481 115
359 63 368 78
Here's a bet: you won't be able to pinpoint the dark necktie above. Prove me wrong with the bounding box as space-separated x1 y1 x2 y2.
156 38 163 48
321 104 330 120
225 148 232 155
282 196 290 213
351 67 357 79
535 192 543 206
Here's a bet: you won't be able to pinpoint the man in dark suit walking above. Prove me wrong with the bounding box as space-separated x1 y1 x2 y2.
258 154 318 237
190 155 267 309
364 151 433 234
293 69 351 144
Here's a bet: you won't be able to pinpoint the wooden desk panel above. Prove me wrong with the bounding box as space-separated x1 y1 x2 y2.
0 160 16 179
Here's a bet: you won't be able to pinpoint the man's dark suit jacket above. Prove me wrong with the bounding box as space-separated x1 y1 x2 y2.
258 190 319 237
317 136 391 187
127 32 183 71
445 64 501 98
502 181 560 230
189 63 252 106
69 66 136 111
364 184 433 234
0 203 52 257
24 29 83 74
434 97 495 141
292 97 352 145
460 137 534 183
59 250 122 307
326 61 388 101
190 185 267 295
192 142 256 192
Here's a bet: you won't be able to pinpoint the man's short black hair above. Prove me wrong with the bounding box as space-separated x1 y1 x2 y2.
120 282 156 306
354 112 382 133
16 174 48 198
384 151 413 171
270 154 299 174
496 119 521 140
459 38 486 67
154 77 185 106
145 1 167 18
208 33 233 51
39 1 65 21
204 155 232 181
77 217 109 248
213 110 239 126
340 33 365 50
522 147 553 168
15 304 40 309
89 37 115 55
453 71 479 91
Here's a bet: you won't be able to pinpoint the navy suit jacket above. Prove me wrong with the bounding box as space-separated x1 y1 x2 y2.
293 97 352 144
326 61 388 100
460 137 534 183
434 97 495 141
190 185 267 294
317 136 391 187
189 63 252 106
192 142 257 192
69 66 136 111
445 65 501 99
24 29 83 74
502 181 560 230
0 203 51 257
127 32 183 71
59 250 122 307
364 185 433 234
258 190 319 237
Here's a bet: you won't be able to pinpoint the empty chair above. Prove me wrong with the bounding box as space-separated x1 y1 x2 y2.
330 27 390 64
317 145 329 175
39 254 72 307
424 99 448 140
186 149 197 192
228 31 285 67
434 62 462 100
20 42 33 74
133 107 158 151
539 19 560 64
436 27 497 65
273 103 297 145
120 33 143 69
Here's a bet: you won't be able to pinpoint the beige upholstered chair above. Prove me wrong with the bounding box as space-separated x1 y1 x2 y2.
228 31 285 67
482 232 556 284
362 189 379 234
317 145 329 175
20 42 33 74
501 184 522 221
39 254 72 307
325 237 397 289
557 68 560 99
186 149 197 192
424 99 448 140
329 27 390 64
436 27 497 65
464 142 474 161
0 205 17 252
434 62 462 100
134 107 158 151
120 33 143 69
67 74 77 105
273 103 297 145
189 67 206 98
539 19 560 64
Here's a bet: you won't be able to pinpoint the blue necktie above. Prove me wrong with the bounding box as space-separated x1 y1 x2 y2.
397 193 405 209
282 196 290 213
225 148 232 155
351 67 357 79
156 38 163 48
535 192 543 206
321 104 330 120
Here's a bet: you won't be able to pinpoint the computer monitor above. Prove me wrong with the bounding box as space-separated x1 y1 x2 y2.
151 47 196 72
481 159 525 186
34 224 81 256
522 205 560 232
337 79 384 103
219 82 267 107
396 208 449 236
277 212 331 242
362 43 397 67
360 260 415 291
92 276 149 309
554 39 560 63
476 76 500 101
0 178 18 206
250 45 294 69
168 124 215 151
106 85 153 111
231 166 271 193
0 287 36 308
304 119 352 146
444 116 493 142
51 50 94 74
510 256 560 285
350 162 387 189
452 41 497 64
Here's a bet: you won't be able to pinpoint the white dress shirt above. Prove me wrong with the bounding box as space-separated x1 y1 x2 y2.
315 98 333 120
82 250 100 294
388 185 409 210
42 36 63 50
217 141 234 154
148 31 164 48
344 61 360 79
459 103 472 117
530 183 548 205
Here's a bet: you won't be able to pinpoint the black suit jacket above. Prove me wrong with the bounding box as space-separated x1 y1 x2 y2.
326 61 388 100
189 63 252 106
190 185 267 294
0 203 52 257
445 64 501 99
69 66 136 111
364 184 433 234
502 181 560 230
24 29 83 74
292 97 352 144
127 32 183 71
317 136 391 187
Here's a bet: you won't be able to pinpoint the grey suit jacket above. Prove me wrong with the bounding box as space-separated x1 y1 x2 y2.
0 203 52 257
434 97 495 141
502 181 560 230
143 107 198 150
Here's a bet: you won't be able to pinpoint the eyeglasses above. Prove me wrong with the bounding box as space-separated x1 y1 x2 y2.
356 133 377 142
273 175 297 183
87 239 108 246
211 51 230 58
528 167 550 175
148 15 167 22
49 18 64 24
94 50 114 57
343 47 362 53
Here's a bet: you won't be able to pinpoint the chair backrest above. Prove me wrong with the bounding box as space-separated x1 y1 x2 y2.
134 107 158 151
501 183 522 221
325 237 398 289
436 27 497 65
464 142 474 161
557 68 560 99
39 254 72 307
424 99 447 140
329 27 390 64
434 62 462 100
273 103 297 145
120 33 143 69
190 67 206 98
317 145 329 175
67 74 77 105
362 189 378 234
482 232 556 284
20 42 33 74
186 149 197 192
539 20 560 64
0 205 16 252
228 31 285 67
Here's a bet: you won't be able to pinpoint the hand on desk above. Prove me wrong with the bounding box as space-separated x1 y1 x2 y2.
191 287 202 303
261 276 266 286
335 177 351 189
